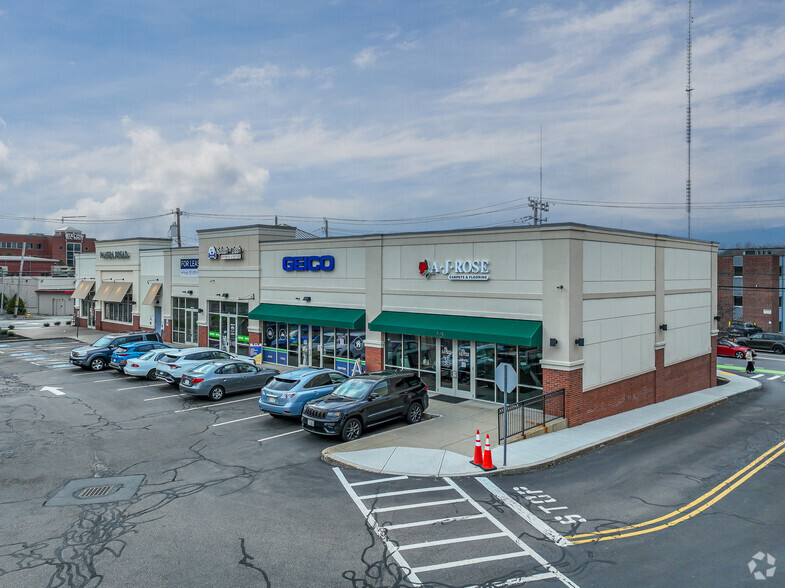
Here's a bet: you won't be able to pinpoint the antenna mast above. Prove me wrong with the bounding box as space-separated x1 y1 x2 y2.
686 0 693 238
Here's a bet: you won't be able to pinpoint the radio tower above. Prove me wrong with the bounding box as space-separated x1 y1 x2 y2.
686 0 693 238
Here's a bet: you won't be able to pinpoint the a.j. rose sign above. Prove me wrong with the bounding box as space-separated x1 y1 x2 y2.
418 258 490 281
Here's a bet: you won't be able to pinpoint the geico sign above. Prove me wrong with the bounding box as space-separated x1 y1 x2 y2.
282 255 336 272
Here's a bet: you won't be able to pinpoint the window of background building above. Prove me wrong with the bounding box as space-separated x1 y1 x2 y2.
104 289 133 323
66 242 82 267
172 297 199 345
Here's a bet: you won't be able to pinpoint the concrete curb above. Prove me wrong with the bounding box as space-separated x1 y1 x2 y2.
321 374 762 477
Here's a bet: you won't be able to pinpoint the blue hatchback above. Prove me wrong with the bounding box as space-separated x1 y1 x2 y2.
109 341 176 371
259 368 348 417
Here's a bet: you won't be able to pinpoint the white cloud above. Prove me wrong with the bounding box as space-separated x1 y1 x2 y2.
354 47 382 69
215 64 282 88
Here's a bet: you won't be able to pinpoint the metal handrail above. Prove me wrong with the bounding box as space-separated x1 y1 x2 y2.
498 388 565 444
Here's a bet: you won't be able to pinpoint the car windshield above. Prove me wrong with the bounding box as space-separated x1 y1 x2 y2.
334 379 375 399
191 363 217 374
266 377 298 391
92 336 115 347
160 354 179 362
138 350 157 360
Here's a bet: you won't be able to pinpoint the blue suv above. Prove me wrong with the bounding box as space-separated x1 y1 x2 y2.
259 368 348 417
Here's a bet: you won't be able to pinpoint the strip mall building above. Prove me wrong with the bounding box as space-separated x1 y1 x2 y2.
73 223 718 427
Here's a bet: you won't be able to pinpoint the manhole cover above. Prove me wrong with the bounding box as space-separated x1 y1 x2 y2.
46 475 145 507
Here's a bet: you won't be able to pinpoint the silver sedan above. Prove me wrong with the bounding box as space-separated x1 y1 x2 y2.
179 361 278 401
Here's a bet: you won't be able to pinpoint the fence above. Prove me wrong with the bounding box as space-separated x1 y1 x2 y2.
497 388 565 444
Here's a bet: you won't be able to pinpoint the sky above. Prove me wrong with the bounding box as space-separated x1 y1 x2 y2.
0 0 784 247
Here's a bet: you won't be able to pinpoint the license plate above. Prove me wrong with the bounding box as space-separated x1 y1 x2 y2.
267 395 275 402
182 378 190 385
307 419 314 426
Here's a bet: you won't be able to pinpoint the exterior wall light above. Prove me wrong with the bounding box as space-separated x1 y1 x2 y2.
574 338 584 346
549 338 558 347
303 296 312 302
660 324 668 331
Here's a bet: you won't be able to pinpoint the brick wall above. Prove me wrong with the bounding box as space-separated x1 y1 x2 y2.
162 319 173 344
741 255 779 332
717 255 734 327
198 326 207 347
365 346 383 372
654 348 715 402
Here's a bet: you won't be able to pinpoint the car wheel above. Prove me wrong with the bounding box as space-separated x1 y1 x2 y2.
735 351 744 359
341 418 363 442
89 357 106 371
774 346 785 355
406 402 423 424
208 386 225 401
146 369 157 380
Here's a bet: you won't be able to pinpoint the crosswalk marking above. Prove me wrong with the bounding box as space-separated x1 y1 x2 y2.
751 374 765 379
371 498 466 514
767 375 781 380
385 514 486 531
398 531 506 552
411 551 527 574
349 475 409 487
358 485 452 500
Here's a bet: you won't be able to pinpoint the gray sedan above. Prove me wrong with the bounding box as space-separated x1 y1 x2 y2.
179 361 278 401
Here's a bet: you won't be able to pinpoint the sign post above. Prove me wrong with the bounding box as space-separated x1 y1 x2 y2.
495 362 517 466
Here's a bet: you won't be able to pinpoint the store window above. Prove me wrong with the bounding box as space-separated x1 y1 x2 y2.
475 342 543 403
383 333 438 391
172 297 199 345
105 289 133 323
208 301 249 356
262 321 366 374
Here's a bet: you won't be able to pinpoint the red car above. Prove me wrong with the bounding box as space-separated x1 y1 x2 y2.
717 340 756 359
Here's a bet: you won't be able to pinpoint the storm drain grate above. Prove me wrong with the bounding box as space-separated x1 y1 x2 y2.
78 485 116 499
45 475 145 507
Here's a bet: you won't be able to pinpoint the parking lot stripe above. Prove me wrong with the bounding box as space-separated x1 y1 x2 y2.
257 429 303 442
476 477 572 548
411 551 527 574
464 572 558 587
358 486 453 500
117 384 167 391
384 513 486 531
398 531 506 552
90 377 126 383
333 468 422 586
371 498 466 514
144 394 185 401
175 397 258 413
212 414 268 427
349 475 409 487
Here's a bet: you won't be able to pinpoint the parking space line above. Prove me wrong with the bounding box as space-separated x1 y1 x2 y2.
117 384 168 391
257 429 302 442
398 531 506 552
385 514 486 531
358 486 453 500
175 397 258 413
212 414 268 427
412 551 527 574
349 475 409 487
90 377 126 383
144 393 185 401
371 498 466 514
476 477 572 547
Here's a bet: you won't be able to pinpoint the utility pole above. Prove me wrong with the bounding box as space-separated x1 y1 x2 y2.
175 208 182 247
527 128 550 225
685 0 693 238
323 217 329 238
13 242 26 318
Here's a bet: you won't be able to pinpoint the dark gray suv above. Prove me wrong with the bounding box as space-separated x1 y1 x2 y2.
70 331 163 371
735 332 785 354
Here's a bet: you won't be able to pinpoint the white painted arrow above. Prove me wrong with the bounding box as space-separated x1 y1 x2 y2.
41 386 65 396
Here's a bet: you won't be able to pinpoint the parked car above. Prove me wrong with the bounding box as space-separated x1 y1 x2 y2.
179 361 278 401
302 370 428 441
734 332 785 354
716 339 756 359
258 368 348 417
728 322 763 336
109 341 176 371
155 347 255 385
70 331 163 371
124 349 177 380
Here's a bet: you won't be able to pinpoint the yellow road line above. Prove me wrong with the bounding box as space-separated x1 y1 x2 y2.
567 438 785 543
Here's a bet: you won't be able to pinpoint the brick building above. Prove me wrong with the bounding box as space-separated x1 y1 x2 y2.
0 226 96 275
717 248 782 333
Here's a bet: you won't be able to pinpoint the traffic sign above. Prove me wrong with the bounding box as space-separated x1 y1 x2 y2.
495 363 517 393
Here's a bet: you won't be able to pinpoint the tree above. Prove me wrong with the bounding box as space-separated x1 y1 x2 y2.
6 295 26 316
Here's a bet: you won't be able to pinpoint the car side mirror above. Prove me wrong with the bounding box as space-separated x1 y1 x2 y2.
368 392 379 400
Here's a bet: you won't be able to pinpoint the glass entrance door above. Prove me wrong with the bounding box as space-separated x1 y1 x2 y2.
220 315 238 353
437 339 472 398
87 302 96 329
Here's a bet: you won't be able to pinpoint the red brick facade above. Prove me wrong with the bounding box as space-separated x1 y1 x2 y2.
718 251 780 332
198 326 208 347
544 346 716 427
365 346 383 372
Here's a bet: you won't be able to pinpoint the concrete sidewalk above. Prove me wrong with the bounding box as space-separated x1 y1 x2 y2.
323 372 761 477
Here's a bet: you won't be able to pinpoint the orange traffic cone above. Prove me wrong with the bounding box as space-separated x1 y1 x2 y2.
471 430 483 466
481 434 496 471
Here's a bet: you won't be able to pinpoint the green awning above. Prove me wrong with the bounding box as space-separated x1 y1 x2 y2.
369 311 542 347
248 303 366 330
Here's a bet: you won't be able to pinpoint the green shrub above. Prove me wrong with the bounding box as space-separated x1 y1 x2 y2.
54 321 60 326
4 295 25 315
43 322 50 327
7 325 14 330
66 320 72 325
